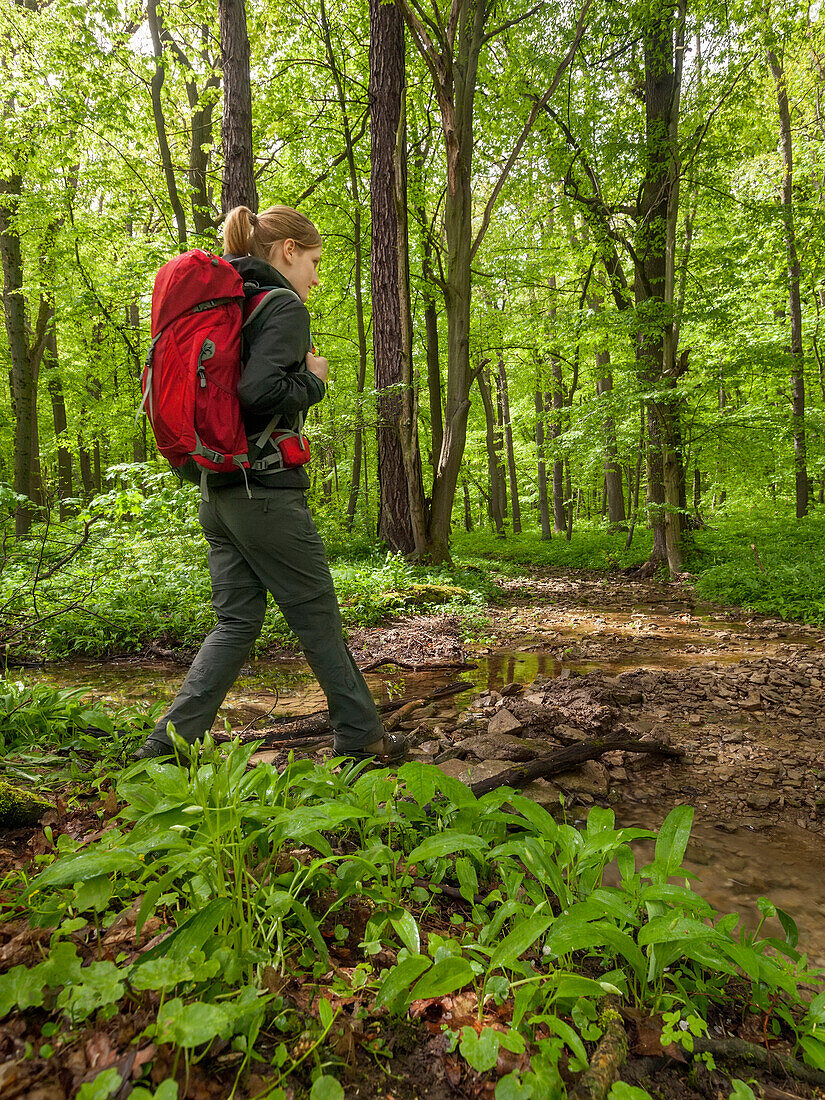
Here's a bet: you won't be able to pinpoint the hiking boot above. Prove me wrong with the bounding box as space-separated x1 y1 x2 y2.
334 731 409 762
132 738 175 762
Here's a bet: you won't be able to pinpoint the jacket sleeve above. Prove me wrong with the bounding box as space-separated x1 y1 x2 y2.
237 296 325 420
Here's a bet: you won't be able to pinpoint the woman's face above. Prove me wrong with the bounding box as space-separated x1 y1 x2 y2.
276 240 321 302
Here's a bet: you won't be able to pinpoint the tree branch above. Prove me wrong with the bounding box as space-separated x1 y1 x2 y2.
470 0 593 261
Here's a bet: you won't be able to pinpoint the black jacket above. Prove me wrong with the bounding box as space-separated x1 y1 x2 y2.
216 254 325 489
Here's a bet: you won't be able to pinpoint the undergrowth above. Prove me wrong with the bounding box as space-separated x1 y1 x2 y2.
0 735 822 1099
0 468 494 660
2 466 823 663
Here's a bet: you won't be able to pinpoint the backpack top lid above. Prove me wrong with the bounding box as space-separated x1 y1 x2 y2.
151 250 245 337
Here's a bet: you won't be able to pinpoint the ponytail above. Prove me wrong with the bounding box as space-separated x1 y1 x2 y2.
223 204 321 261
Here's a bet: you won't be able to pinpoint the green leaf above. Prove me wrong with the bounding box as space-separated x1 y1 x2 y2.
776 907 799 948
0 964 47 1017
398 761 438 806
496 1074 535 1099
156 998 231 1048
30 848 143 890
74 875 113 914
638 914 716 947
76 1068 123 1100
374 955 431 1011
608 1085 654 1099
129 955 196 992
455 857 479 904
799 1035 825 1071
310 1077 344 1100
409 956 475 1000
129 1083 179 1100
291 897 330 965
318 996 334 1030
407 832 489 864
460 1026 501 1072
489 913 553 972
541 1015 588 1065
653 805 693 877
433 772 477 809
390 910 420 955
727 1081 758 1100
57 960 126 1023
138 898 231 963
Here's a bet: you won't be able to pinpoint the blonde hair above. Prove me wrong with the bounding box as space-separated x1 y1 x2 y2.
223 205 321 261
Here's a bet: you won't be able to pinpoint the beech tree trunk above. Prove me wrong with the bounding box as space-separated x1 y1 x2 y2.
219 0 257 214
535 382 552 540
590 292 625 526
498 357 521 533
477 365 505 534
767 30 807 517
44 325 72 518
319 0 368 530
147 0 188 250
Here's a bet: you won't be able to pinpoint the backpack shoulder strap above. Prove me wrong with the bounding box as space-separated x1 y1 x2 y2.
242 286 302 329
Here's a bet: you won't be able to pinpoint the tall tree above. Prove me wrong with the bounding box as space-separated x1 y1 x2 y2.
219 0 257 214
764 6 807 517
395 0 591 561
369 0 428 555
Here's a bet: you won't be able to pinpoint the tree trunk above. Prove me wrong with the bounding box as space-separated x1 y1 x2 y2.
147 0 189 251
78 425 94 498
767 30 807 517
551 352 566 534
370 0 428 556
462 478 473 530
318 0 369 532
424 246 443 466
128 299 147 462
44 325 72 519
635 0 685 572
590 290 625 526
498 357 521 533
218 0 257 214
477 365 505 535
535 382 552 541
0 170 46 535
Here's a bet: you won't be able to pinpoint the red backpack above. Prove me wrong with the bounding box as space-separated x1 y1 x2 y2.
139 249 305 490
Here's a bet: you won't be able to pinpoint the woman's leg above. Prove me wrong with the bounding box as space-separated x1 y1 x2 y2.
210 486 385 752
143 500 267 751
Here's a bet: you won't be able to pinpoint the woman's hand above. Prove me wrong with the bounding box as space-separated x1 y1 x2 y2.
306 352 329 383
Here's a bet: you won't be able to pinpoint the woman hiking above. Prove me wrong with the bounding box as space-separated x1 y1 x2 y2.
134 205 405 764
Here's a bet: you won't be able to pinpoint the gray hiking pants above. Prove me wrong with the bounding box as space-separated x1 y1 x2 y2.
149 485 384 753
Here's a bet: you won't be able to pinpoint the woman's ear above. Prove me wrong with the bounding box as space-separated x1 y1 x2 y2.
282 238 296 263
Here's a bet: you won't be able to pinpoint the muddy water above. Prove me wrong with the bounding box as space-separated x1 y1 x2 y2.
602 810 825 970
21 637 825 973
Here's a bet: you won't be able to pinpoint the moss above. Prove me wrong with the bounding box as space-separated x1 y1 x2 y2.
378 583 470 611
0 779 51 828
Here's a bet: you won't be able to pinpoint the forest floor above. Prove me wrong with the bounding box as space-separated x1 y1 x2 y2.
342 567 825 841
3 566 825 1100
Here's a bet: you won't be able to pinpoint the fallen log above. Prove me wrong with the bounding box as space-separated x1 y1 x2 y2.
570 1000 628 1100
0 780 52 828
468 733 683 797
248 681 474 746
691 1037 825 1089
359 657 475 673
